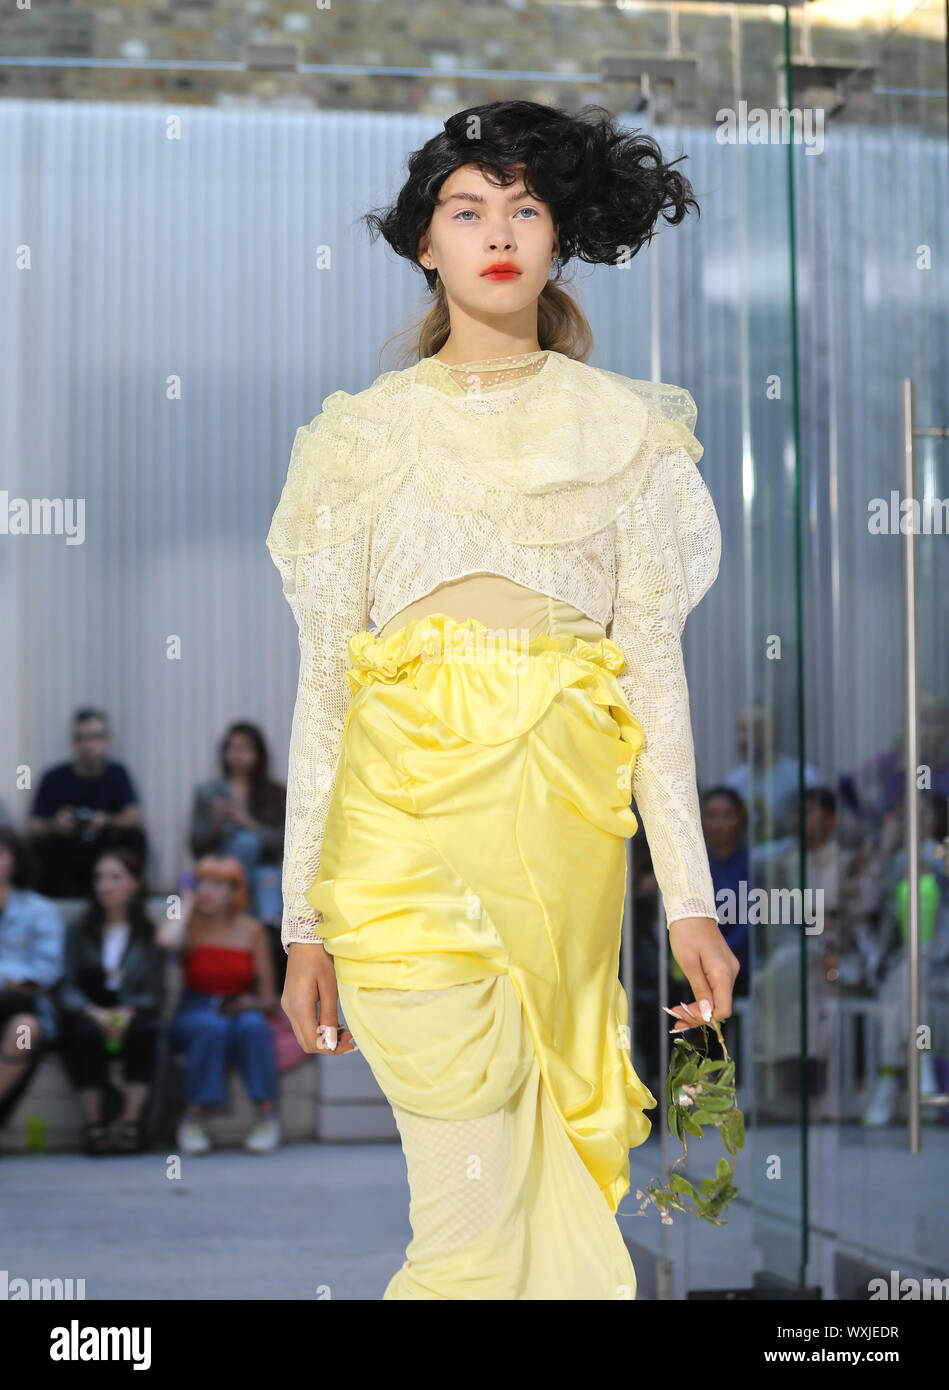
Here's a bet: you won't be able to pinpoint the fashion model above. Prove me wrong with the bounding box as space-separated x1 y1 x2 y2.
267 100 739 1299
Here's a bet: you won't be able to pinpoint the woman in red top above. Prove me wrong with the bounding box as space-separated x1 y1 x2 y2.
169 856 279 1154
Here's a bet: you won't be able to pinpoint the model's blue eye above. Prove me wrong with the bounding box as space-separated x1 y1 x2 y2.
452 206 540 222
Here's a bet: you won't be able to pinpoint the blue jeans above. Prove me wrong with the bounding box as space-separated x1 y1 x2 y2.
218 828 284 926
170 990 278 1106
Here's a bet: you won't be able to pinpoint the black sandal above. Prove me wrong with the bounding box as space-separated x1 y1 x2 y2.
81 1121 112 1156
113 1119 145 1154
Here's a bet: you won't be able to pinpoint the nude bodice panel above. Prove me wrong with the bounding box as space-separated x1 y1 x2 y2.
376 572 608 644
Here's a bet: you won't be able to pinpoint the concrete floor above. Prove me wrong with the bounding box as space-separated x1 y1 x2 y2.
1 1120 945 1301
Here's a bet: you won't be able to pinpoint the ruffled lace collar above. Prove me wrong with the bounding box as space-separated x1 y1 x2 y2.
266 351 705 556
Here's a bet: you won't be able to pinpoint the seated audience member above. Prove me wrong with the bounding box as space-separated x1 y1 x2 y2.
55 848 165 1155
838 690 949 835
699 786 752 996
863 791 949 1125
28 708 148 899
0 827 66 1129
189 723 285 928
756 788 869 1107
724 704 821 848
169 855 280 1155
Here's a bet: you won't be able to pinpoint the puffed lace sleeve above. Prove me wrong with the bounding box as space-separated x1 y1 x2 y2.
268 534 371 952
266 401 382 953
608 441 722 929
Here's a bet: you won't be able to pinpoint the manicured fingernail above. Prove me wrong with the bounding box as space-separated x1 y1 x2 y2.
699 999 712 1022
318 1025 338 1051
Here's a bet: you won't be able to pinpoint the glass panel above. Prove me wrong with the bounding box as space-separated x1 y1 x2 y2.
738 7 811 1296
786 0 949 1299
816 0 949 1292
620 0 949 1299
615 1 804 1299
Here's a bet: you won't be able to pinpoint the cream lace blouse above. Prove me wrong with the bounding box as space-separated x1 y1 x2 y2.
266 349 722 950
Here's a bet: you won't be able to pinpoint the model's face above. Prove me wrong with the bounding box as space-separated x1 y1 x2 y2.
418 163 558 320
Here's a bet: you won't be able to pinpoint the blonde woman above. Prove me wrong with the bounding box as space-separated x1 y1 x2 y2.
268 100 738 1298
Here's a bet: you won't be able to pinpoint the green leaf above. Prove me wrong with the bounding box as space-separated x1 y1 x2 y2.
669 1174 699 1199
722 1108 745 1152
695 1079 734 1095
716 1157 732 1181
681 1112 704 1138
693 1093 732 1112
698 1058 728 1075
693 1109 730 1127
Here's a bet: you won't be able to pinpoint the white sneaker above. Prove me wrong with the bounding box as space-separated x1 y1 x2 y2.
862 1072 899 1126
244 1115 281 1153
177 1119 212 1154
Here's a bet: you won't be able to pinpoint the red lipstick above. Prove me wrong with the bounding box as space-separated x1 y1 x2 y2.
481 261 521 280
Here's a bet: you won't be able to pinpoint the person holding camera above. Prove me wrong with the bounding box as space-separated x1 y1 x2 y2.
28 708 148 899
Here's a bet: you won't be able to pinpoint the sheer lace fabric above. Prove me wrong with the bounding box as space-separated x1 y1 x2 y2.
267 350 721 949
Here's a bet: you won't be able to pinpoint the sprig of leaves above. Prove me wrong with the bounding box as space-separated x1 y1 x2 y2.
634 1016 744 1227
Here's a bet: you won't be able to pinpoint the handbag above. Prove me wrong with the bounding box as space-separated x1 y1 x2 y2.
267 1008 310 1072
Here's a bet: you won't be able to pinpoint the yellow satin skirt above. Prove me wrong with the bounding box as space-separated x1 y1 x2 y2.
306 613 659 1299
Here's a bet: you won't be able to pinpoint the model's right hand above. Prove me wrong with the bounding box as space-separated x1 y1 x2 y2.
282 942 358 1055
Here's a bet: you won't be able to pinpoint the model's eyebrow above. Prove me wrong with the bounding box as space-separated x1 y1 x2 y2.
440 189 540 206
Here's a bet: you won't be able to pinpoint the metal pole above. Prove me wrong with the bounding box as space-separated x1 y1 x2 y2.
901 378 921 1155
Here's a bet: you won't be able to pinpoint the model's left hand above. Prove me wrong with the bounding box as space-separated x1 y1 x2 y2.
666 917 740 1031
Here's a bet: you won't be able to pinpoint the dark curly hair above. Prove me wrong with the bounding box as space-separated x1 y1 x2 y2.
362 100 700 366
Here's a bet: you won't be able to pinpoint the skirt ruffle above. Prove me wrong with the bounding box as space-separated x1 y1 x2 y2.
307 613 658 1297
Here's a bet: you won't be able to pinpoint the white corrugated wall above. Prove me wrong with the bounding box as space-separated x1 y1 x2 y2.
1 99 945 892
